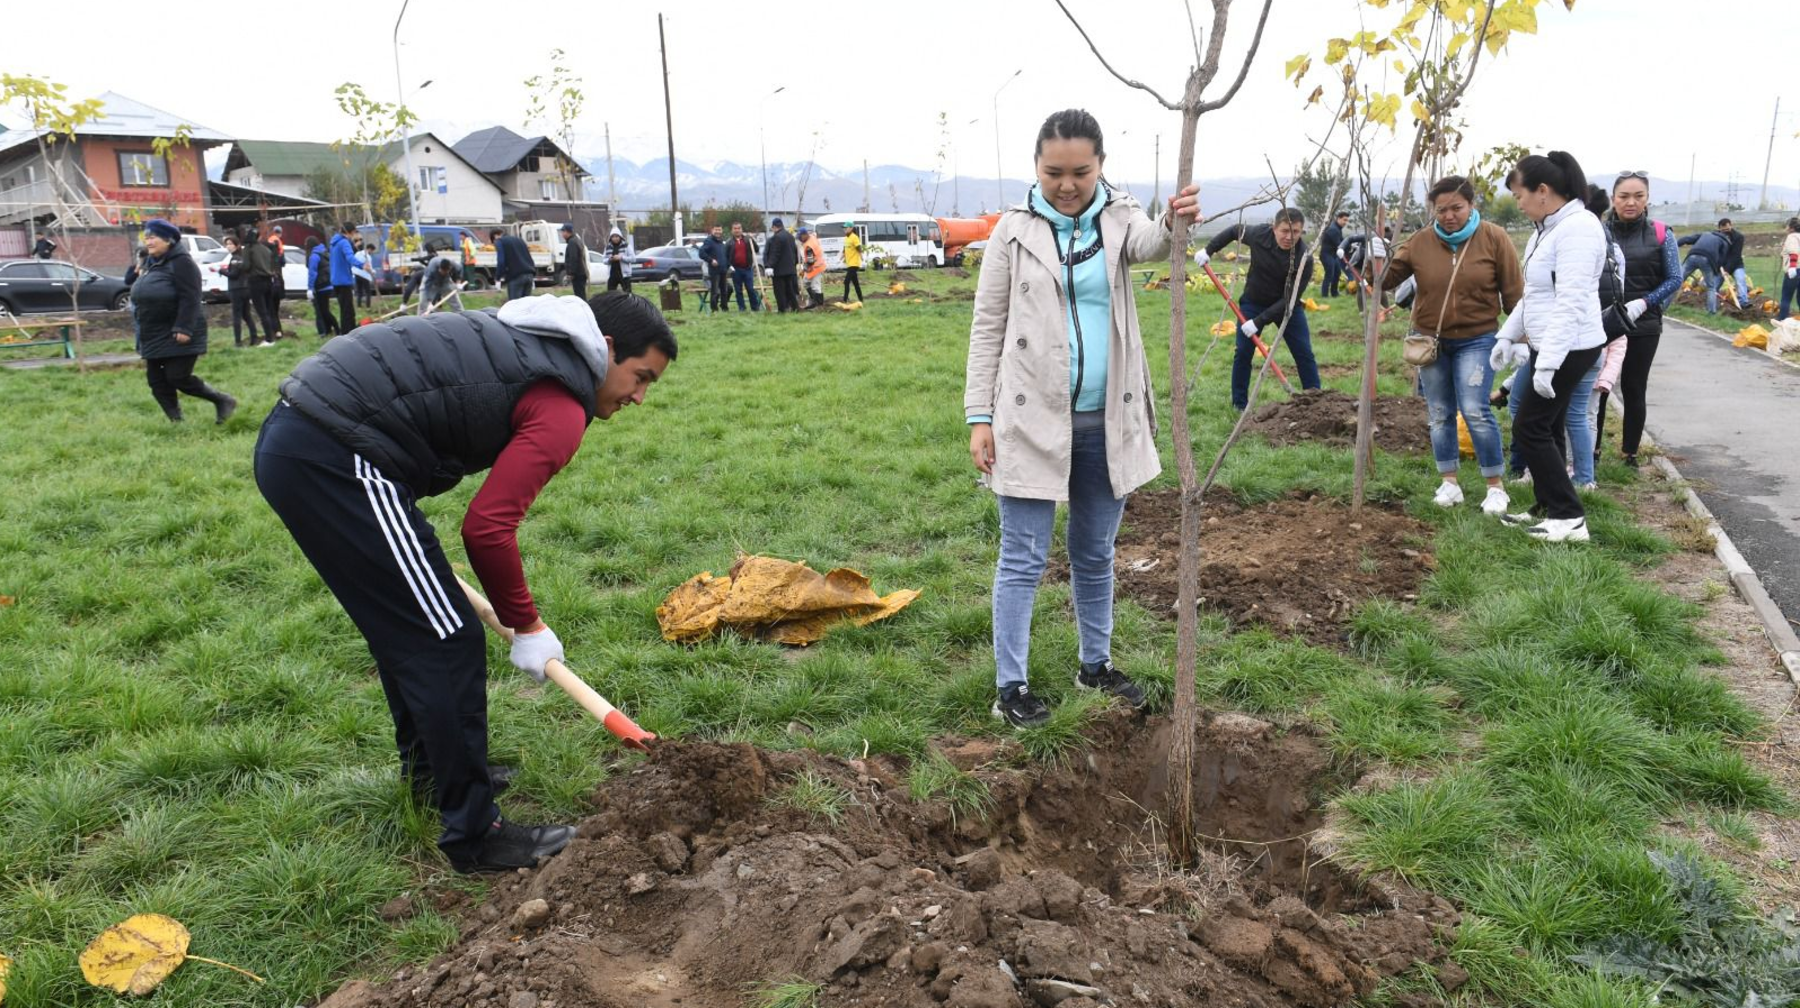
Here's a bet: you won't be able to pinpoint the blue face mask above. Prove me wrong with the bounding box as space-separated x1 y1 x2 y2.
1434 207 1481 250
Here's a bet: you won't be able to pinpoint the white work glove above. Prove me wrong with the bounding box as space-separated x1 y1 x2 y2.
1506 342 1531 368
1787 266 1797 279
1625 299 1648 323
1488 337 1516 373
1532 368 1556 400
509 625 564 683
1193 248 1210 269
1240 319 1259 338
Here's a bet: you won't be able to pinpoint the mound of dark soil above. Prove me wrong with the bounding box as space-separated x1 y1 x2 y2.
1673 286 1771 320
1244 389 1431 455
1050 491 1433 643
316 712 1460 1008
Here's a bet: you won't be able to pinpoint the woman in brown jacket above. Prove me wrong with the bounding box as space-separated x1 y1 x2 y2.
964 109 1199 729
1383 176 1523 516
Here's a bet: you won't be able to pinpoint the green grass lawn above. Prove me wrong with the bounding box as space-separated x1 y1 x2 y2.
0 269 1788 1006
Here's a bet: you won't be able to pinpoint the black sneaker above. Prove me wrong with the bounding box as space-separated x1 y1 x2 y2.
448 818 575 874
1076 659 1148 710
1622 454 1639 469
991 684 1051 729
214 394 238 425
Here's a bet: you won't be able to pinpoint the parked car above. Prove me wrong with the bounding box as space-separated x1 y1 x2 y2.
281 248 312 298
630 245 705 283
197 248 232 302
179 234 224 258
0 259 131 314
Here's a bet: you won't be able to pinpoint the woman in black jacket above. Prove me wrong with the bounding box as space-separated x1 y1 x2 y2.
306 236 340 336
220 234 261 347
132 219 236 423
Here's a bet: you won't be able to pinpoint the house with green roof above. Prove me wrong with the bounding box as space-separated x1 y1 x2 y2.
222 133 503 224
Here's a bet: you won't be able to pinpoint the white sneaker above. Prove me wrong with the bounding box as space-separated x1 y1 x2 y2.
1576 482 1597 492
1433 482 1465 508
1527 517 1590 543
1513 470 1534 486
1481 487 1510 516
1501 511 1537 526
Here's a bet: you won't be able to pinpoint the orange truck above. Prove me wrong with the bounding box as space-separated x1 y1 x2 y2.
935 215 998 265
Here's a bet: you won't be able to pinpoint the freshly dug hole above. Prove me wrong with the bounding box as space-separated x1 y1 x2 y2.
1244 388 1431 455
1049 490 1435 644
317 711 1459 1008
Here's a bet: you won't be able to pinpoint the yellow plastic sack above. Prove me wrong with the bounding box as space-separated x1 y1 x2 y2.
657 555 920 646
1734 324 1769 349
1209 320 1236 337
1456 414 1475 458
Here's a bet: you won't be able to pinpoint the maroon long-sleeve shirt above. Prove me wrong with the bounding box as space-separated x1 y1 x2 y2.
461 380 589 628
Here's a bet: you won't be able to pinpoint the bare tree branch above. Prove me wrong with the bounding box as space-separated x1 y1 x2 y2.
1197 0 1276 113
1183 0 1205 66
1051 0 1183 110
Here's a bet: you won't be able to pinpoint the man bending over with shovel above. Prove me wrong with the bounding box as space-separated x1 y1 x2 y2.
1195 208 1322 411
254 292 676 873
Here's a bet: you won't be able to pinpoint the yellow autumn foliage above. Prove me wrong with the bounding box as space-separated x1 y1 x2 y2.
79 914 262 996
657 555 919 646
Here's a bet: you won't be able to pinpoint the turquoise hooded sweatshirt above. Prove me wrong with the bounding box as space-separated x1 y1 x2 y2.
1029 181 1113 413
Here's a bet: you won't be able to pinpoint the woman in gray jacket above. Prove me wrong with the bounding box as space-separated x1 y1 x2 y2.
964 109 1199 729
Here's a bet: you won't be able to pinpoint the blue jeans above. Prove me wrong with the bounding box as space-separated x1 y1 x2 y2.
1232 299 1321 409
993 418 1125 689
504 274 533 301
1320 253 1344 297
1417 332 1504 477
1683 255 1721 313
1732 267 1751 306
1506 355 1599 482
730 266 763 311
1780 271 1799 320
1565 356 1601 486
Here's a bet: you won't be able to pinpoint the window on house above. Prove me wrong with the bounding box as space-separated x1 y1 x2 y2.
117 152 170 187
539 178 560 200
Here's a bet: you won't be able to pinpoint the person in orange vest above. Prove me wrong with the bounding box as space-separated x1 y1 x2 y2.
798 225 826 309
461 232 479 285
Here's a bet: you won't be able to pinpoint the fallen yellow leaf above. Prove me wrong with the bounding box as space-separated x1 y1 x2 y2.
1 950 11 1004
80 914 263 996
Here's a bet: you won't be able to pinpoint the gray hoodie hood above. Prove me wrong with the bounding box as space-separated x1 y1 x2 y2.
496 294 610 386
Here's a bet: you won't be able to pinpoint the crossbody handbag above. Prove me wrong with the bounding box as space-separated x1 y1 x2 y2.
1403 242 1467 366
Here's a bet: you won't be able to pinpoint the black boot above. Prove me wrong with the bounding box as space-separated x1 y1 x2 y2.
447 818 575 874
213 392 238 425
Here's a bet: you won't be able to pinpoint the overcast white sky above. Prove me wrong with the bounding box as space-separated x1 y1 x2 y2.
7 0 1797 202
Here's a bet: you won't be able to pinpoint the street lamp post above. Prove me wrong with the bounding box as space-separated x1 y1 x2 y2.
759 86 786 230
392 0 423 253
993 69 1021 211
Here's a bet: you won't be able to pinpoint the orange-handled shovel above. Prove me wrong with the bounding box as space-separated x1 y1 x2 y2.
1200 262 1295 394
455 575 657 752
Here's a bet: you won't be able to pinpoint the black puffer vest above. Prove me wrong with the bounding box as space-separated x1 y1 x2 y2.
279 310 600 496
1608 216 1669 338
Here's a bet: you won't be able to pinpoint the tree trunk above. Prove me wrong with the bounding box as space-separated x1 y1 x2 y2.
1165 102 1203 868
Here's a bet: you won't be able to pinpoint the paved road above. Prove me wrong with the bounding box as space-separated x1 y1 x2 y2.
1644 320 1800 619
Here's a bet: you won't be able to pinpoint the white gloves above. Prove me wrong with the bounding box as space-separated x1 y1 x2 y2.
1625 299 1648 323
1507 343 1530 368
1788 267 1797 279
509 625 564 682
1193 248 1210 268
1488 336 1524 373
1532 368 1556 400
1240 320 1259 338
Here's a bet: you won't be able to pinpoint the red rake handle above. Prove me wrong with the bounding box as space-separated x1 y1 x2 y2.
455 576 656 752
1201 263 1294 393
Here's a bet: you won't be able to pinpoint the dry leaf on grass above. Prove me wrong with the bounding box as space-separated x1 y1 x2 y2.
80 914 262 996
1 950 11 1004
656 555 920 645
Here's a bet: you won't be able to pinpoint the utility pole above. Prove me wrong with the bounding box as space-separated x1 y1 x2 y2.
658 13 681 244
391 0 422 259
1685 152 1697 227
862 160 870 214
1759 97 1780 211
1153 133 1161 212
604 122 618 230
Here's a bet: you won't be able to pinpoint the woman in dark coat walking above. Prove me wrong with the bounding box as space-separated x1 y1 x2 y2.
220 234 262 346
132 219 236 423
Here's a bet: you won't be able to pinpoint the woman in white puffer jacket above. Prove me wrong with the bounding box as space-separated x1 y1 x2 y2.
1488 151 1607 543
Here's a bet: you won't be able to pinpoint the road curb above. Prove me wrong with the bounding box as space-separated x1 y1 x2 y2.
1643 448 1800 685
1665 317 1800 373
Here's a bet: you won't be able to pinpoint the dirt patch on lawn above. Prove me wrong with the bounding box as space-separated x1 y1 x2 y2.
1051 491 1434 644
319 711 1461 1008
1244 389 1431 455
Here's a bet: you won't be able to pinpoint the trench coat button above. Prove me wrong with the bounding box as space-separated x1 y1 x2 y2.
1015 394 1027 405
1123 392 1133 403
1020 281 1030 292
1016 338 1027 348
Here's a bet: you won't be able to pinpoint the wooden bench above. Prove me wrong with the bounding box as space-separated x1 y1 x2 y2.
0 316 79 360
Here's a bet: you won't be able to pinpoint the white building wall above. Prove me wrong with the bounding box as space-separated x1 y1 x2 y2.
396 135 502 224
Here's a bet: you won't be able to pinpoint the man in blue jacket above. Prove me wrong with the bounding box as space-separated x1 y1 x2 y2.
491 229 536 301
330 223 360 332
1678 225 1730 314
698 224 729 311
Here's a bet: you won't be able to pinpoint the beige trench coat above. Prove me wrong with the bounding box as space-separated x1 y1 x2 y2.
963 189 1171 500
